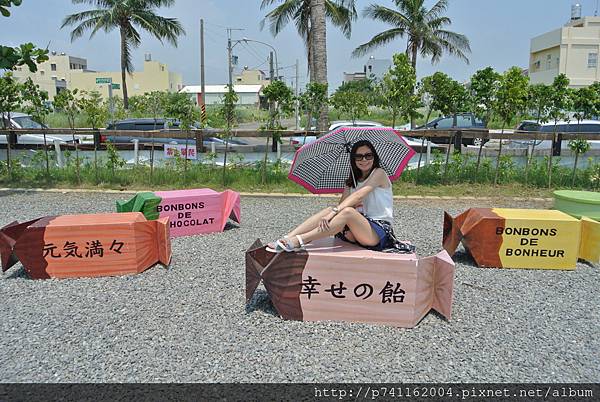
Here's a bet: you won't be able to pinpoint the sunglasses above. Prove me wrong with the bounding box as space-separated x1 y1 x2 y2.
352 153 374 161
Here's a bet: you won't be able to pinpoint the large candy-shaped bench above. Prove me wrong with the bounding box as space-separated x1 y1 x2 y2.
246 237 455 328
444 208 599 269
0 212 171 279
117 188 241 237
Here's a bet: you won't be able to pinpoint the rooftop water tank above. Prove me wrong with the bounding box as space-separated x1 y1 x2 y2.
571 3 582 20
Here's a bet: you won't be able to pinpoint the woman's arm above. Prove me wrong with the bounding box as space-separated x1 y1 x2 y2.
335 168 387 211
318 169 387 231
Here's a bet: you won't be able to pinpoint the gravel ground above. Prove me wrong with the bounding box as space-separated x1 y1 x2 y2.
0 191 598 383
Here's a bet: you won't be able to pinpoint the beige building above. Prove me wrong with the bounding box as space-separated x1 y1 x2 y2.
530 15 600 87
12 52 88 100
12 52 183 100
69 55 183 99
234 68 269 85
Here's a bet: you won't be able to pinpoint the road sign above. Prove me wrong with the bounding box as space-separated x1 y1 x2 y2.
96 77 112 84
111 83 120 89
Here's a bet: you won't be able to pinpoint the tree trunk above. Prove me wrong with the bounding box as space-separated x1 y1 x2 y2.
410 42 418 129
310 0 328 133
120 28 129 110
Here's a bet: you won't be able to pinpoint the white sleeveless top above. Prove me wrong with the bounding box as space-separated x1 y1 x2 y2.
349 170 394 224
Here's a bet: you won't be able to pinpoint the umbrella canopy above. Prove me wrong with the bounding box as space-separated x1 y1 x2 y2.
288 127 416 194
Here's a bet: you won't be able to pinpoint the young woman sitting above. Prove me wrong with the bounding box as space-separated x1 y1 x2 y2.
268 139 401 253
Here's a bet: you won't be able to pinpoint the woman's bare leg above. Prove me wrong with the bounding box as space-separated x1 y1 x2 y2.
288 207 379 247
285 207 332 238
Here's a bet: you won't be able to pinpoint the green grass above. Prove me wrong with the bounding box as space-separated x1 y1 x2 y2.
2 151 597 199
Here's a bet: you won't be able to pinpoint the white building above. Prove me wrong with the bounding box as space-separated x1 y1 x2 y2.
530 11 600 87
180 84 263 107
343 56 392 84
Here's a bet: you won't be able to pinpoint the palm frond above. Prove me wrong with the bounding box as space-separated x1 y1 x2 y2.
363 4 410 28
61 9 107 29
131 11 185 46
70 0 115 7
325 0 357 38
425 0 448 22
352 28 405 57
261 0 301 37
433 29 471 63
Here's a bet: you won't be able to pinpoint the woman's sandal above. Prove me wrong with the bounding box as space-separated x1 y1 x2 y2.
266 235 291 253
266 235 306 253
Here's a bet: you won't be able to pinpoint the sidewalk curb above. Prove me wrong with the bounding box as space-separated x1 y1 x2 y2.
0 187 555 202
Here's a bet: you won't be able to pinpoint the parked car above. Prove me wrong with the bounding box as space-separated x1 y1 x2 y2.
414 113 487 146
516 119 600 133
513 119 600 148
105 118 248 148
290 120 384 148
0 112 82 146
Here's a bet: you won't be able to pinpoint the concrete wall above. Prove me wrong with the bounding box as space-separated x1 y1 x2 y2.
204 92 259 106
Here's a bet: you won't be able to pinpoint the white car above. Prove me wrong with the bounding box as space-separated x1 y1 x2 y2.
510 119 600 149
0 112 83 146
291 120 385 148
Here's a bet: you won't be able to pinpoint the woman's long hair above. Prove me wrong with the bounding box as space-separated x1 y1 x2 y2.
345 140 381 188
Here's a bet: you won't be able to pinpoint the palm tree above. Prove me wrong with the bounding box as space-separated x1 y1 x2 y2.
310 0 328 131
260 0 356 80
353 0 470 73
62 0 185 109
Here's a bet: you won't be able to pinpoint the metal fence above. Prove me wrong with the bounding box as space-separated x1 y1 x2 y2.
1 127 600 188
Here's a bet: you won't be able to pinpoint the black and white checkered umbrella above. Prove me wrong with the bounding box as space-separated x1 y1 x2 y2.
288 127 416 194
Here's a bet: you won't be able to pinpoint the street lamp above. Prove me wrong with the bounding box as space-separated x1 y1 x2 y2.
240 37 279 80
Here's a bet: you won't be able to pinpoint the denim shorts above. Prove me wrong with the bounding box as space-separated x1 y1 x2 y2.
334 214 392 252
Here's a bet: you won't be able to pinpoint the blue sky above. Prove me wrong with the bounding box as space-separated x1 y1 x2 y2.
1 0 597 90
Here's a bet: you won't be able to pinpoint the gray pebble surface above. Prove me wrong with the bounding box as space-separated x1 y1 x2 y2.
0 190 598 382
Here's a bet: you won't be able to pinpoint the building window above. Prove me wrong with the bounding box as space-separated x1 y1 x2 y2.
588 52 598 68
51 63 57 71
40 70 44 76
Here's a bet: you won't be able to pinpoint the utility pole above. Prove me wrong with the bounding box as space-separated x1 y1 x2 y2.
200 19 206 126
295 58 299 130
269 51 276 151
227 29 233 93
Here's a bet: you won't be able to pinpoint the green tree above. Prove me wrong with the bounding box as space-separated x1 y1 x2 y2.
353 0 470 75
570 86 597 128
219 87 239 185
262 80 294 149
0 72 22 177
419 73 444 128
469 66 501 127
0 2 48 72
330 86 369 124
298 81 328 142
62 0 185 109
546 74 572 188
493 66 529 185
164 92 200 174
131 91 168 176
21 78 52 176
53 88 82 182
379 53 421 127
568 86 597 186
0 0 22 16
78 90 108 182
527 83 551 124
569 139 591 186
